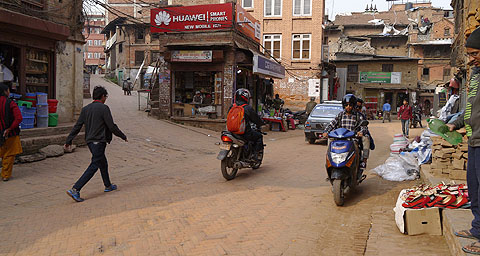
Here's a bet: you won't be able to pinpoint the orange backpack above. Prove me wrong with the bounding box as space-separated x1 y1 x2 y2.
227 103 247 134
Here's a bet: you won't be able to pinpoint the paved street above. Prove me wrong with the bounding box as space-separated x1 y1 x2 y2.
0 75 450 255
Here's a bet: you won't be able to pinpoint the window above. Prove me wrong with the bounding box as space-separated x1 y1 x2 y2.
293 0 311 16
265 0 282 17
136 29 145 43
292 34 311 60
443 68 451 77
119 43 123 53
135 51 145 66
87 40 92 46
423 68 430 75
87 53 92 59
263 34 281 59
444 28 450 36
382 64 394 72
347 65 358 82
242 0 253 8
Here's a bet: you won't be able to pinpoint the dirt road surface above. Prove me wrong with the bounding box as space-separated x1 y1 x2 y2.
0 75 450 255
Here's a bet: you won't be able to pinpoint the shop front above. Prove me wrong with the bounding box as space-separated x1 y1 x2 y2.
0 8 84 126
149 2 277 130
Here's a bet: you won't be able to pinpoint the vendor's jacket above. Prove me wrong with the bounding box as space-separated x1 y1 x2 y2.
453 66 480 147
0 96 22 137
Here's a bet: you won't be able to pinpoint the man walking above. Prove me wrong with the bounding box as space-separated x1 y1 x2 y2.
305 97 317 116
398 99 412 137
448 27 480 254
65 86 128 202
0 83 22 181
382 100 391 123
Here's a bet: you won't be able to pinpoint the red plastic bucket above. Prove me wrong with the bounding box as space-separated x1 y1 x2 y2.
47 99 58 113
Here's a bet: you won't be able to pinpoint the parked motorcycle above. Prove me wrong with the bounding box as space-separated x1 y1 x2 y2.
411 109 423 128
217 128 266 180
325 120 368 206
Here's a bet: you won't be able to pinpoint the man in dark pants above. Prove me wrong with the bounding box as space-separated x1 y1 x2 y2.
65 86 128 202
447 27 480 254
398 99 412 138
230 88 265 158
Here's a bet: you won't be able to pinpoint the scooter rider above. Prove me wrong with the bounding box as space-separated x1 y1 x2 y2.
230 88 265 159
323 94 368 165
355 98 375 167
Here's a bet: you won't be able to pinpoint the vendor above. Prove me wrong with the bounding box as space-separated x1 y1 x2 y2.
192 91 203 104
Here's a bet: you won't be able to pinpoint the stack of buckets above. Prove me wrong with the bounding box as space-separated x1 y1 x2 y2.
36 93 49 128
18 101 35 129
47 98 58 127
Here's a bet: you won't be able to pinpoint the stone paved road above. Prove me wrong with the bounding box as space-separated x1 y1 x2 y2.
0 75 450 255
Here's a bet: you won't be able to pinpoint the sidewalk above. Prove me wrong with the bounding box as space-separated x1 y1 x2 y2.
421 158 471 255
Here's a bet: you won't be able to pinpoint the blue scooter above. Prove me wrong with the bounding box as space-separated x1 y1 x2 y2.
325 120 368 206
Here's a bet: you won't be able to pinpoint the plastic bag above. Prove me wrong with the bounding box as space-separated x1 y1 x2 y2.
371 154 420 181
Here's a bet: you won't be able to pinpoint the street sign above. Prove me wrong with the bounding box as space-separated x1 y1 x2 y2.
150 4 234 33
359 72 402 84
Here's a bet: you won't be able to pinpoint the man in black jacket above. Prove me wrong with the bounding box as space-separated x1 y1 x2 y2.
65 86 128 202
232 89 265 157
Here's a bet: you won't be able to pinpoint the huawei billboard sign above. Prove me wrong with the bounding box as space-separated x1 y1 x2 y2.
150 3 234 33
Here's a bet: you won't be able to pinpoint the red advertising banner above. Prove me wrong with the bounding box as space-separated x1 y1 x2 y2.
236 6 261 43
150 3 234 33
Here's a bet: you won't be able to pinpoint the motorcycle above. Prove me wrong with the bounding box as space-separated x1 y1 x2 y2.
411 109 423 128
217 127 266 180
325 120 368 206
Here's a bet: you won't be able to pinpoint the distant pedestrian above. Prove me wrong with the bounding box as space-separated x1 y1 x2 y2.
397 99 412 137
0 83 22 181
447 27 480 254
305 97 317 116
65 86 128 202
382 100 391 123
123 78 132 96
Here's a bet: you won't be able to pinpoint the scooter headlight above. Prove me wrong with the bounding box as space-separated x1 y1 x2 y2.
331 152 349 164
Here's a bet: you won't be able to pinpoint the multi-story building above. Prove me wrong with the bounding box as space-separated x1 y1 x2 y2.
83 14 106 74
103 0 286 128
239 0 324 108
325 1 454 116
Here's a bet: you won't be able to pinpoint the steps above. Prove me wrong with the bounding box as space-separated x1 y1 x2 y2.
20 124 86 155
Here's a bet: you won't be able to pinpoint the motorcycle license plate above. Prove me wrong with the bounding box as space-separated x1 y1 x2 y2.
220 143 231 150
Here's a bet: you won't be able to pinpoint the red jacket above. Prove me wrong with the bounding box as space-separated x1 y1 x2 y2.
0 96 22 137
398 104 413 120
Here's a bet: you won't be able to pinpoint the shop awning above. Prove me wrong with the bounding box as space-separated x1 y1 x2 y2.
0 8 70 40
253 54 285 79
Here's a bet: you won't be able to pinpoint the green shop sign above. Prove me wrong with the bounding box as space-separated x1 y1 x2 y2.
359 72 401 84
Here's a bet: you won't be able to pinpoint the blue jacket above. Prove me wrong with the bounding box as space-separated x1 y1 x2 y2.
383 103 391 112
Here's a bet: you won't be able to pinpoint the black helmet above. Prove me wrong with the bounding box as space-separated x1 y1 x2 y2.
235 88 251 103
342 94 357 108
356 97 364 104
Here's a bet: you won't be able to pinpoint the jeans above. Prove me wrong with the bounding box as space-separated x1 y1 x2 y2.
242 130 264 153
468 147 480 238
401 119 410 136
73 142 111 191
383 111 391 123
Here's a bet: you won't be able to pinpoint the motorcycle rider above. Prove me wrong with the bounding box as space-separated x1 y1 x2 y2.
230 88 265 160
356 98 374 167
323 94 368 167
412 101 423 127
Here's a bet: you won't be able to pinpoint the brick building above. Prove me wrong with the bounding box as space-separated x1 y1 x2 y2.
325 1 454 116
239 0 325 109
83 14 106 74
0 0 85 123
103 1 285 127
